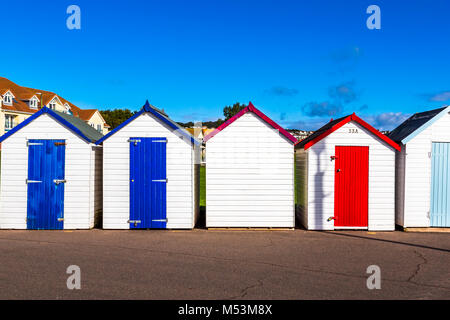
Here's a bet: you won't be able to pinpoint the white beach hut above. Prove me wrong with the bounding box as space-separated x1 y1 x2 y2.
0 107 103 229
204 102 297 228
96 101 201 229
295 113 400 231
389 105 450 228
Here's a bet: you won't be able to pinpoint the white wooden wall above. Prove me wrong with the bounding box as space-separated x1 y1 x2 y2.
400 112 450 227
0 114 97 229
102 113 197 229
303 121 396 231
206 112 295 227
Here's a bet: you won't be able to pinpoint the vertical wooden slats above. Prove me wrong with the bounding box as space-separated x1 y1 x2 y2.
334 146 369 228
26 139 65 230
129 137 167 229
430 142 450 227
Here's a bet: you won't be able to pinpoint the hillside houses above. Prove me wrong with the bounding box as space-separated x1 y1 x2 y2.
0 77 109 137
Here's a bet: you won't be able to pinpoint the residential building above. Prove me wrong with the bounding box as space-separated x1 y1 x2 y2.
0 77 109 137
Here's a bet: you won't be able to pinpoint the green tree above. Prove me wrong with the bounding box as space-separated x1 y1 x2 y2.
223 102 246 120
100 109 138 130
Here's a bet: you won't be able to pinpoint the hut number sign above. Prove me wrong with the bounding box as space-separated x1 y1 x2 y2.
348 128 359 133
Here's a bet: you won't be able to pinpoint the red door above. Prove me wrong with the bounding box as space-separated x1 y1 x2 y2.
334 146 369 228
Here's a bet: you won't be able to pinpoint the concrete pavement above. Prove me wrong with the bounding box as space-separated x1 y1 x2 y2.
0 229 448 299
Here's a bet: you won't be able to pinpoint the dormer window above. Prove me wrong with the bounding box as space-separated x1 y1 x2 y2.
64 103 72 114
29 97 39 109
3 92 13 106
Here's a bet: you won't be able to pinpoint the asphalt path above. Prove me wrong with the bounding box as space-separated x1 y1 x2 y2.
0 229 448 299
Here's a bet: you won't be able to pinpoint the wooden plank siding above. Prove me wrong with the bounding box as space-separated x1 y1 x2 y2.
399 112 450 227
305 121 396 231
206 112 295 228
0 113 99 229
102 113 198 229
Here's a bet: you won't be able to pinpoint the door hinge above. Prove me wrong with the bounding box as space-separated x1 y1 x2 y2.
57 218 64 222
330 155 338 161
128 139 141 146
128 220 141 227
26 179 42 184
53 179 67 185
54 142 66 146
128 220 141 224
152 219 168 222
152 139 167 143
152 179 168 183
26 142 43 146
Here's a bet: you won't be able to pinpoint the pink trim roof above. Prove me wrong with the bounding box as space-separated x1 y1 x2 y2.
203 102 297 143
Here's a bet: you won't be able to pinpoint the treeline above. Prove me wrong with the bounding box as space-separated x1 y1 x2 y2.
100 109 138 130
100 102 246 130
176 119 225 128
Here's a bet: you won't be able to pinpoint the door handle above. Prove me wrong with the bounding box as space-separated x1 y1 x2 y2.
336 169 341 172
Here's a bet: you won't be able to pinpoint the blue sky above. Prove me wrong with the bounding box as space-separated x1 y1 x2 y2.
1 0 450 130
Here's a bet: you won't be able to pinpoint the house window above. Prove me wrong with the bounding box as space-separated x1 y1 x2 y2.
5 115 15 130
3 93 12 105
30 98 38 109
64 104 72 114
49 102 56 110
97 124 102 132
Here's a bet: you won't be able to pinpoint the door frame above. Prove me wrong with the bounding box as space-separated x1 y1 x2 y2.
26 139 66 230
333 145 369 229
129 137 168 229
429 141 450 227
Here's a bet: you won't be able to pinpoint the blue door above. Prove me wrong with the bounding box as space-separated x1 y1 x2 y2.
430 142 450 227
129 137 167 229
27 139 66 230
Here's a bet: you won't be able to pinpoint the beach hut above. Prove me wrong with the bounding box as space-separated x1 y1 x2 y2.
0 107 103 229
389 106 450 228
204 102 297 228
295 113 400 231
96 101 201 229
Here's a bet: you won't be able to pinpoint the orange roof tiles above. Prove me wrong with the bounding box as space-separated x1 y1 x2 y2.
0 77 103 122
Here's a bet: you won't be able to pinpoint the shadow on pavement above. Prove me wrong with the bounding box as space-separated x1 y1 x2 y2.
320 231 450 253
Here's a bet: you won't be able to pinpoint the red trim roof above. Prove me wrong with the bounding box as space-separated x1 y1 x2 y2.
203 102 297 143
296 113 401 151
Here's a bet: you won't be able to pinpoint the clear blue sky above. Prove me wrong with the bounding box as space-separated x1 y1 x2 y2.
2 0 450 130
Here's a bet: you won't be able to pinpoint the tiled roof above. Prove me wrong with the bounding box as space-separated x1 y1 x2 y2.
77 109 97 120
0 107 103 143
388 106 448 144
0 77 102 122
54 110 104 142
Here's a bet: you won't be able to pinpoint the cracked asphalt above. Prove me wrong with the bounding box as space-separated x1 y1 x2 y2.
0 229 449 299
